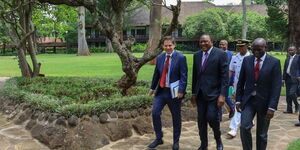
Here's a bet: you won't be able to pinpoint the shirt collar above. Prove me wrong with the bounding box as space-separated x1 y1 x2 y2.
166 50 174 57
255 53 266 62
237 51 250 58
290 54 296 58
202 47 213 55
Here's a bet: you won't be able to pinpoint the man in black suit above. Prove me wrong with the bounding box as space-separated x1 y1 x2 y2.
192 34 228 150
236 38 282 150
283 46 299 114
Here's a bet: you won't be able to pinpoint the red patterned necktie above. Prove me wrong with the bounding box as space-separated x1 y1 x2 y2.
160 55 170 88
254 58 261 80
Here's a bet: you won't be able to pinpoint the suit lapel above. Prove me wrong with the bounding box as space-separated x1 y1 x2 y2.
170 51 177 75
250 55 255 80
203 47 216 73
159 53 166 73
197 51 203 76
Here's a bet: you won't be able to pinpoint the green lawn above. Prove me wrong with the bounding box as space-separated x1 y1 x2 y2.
0 52 287 95
287 139 300 150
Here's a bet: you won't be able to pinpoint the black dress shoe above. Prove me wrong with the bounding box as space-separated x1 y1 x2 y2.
148 139 163 148
283 111 293 114
229 109 235 119
197 147 208 150
216 139 224 150
295 122 300 126
172 142 179 150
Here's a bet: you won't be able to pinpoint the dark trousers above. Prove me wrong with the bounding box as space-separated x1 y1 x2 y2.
240 97 270 150
152 88 182 143
196 95 221 148
286 75 299 112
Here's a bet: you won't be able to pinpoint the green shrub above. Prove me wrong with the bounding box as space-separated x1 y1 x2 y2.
1 77 152 117
132 43 147 52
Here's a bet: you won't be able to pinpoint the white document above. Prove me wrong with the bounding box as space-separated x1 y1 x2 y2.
170 80 180 99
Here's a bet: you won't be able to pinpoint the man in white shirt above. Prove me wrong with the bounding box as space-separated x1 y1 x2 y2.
227 39 251 138
282 46 299 114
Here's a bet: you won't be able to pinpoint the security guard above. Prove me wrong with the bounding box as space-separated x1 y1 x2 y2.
227 39 251 138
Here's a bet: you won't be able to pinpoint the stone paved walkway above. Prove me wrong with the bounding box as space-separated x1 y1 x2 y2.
99 98 300 150
0 77 49 150
0 77 299 150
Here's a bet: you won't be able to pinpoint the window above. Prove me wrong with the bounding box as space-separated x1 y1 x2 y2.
136 29 146 36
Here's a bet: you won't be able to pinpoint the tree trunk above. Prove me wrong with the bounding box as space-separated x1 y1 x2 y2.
242 0 248 40
105 37 114 53
147 0 162 65
1 0 41 78
77 6 90 56
289 0 300 47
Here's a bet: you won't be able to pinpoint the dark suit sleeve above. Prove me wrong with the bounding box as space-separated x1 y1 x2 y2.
297 55 300 77
192 54 197 95
150 59 160 90
179 55 188 93
236 58 247 103
268 59 282 110
282 58 288 80
220 51 229 97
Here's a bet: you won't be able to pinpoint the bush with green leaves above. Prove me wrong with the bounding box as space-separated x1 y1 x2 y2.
0 77 152 117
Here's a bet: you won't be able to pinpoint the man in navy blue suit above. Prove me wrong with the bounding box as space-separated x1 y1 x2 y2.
219 40 235 119
192 34 228 150
236 38 282 150
148 36 188 150
283 46 299 114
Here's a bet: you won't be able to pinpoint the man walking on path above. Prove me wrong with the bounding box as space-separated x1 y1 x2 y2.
219 40 235 120
192 34 228 150
148 36 188 150
227 39 251 139
236 38 282 150
282 46 299 114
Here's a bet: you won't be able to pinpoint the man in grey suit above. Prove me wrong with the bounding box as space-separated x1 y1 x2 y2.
283 46 299 113
236 38 282 150
192 34 228 150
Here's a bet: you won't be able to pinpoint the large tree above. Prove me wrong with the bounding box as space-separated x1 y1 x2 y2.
77 6 90 56
0 0 41 77
38 0 181 95
288 0 300 47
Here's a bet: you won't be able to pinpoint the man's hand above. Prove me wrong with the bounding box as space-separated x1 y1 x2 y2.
178 93 184 99
149 90 155 96
266 109 274 120
191 95 196 107
236 103 241 112
217 95 225 107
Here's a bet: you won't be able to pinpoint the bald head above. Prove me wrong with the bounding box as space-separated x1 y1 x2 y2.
252 38 267 47
252 38 267 59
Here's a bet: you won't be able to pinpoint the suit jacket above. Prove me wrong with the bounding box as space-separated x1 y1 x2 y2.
236 54 282 111
192 47 229 101
150 51 188 95
283 54 299 83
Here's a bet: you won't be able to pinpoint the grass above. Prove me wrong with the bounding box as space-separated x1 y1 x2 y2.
0 52 287 95
287 139 300 150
